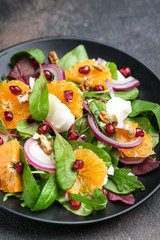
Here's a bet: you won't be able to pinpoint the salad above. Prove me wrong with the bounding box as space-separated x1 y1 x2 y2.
0 44 159 216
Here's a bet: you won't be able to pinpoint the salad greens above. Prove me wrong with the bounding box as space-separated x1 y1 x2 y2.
0 44 159 217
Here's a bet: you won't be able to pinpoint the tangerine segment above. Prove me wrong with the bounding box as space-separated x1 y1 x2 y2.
65 59 112 90
48 80 83 118
0 139 22 193
116 121 154 157
68 149 107 195
0 80 30 129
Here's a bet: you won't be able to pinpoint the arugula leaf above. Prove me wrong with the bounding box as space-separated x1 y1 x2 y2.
32 174 59 211
54 133 77 190
129 99 160 131
57 45 88 71
109 167 145 192
57 191 92 216
69 140 111 168
17 120 39 137
10 49 45 67
104 179 134 195
29 66 49 121
69 188 107 210
106 62 118 80
89 99 106 124
20 149 40 209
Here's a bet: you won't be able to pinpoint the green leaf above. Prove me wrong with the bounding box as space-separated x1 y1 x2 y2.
83 90 110 101
17 120 39 137
148 124 159 147
57 45 88 71
89 99 107 124
10 49 45 67
109 167 145 192
126 116 150 133
106 62 118 80
3 193 22 201
29 66 49 121
0 74 7 83
115 88 139 100
109 148 120 166
20 149 40 209
104 179 134 195
54 134 77 190
69 188 107 211
32 174 59 211
0 118 8 135
129 99 160 131
69 140 111 168
57 191 92 216
96 141 112 153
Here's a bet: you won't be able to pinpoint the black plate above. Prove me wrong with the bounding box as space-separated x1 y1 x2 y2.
0 37 160 224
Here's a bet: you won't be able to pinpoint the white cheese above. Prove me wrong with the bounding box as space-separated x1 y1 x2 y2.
46 94 75 133
106 97 132 123
29 77 35 90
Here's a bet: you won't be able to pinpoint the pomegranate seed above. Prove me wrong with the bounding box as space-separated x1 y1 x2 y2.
72 160 84 170
94 85 104 91
120 67 131 78
44 70 52 80
0 137 4 145
78 65 90 74
38 124 50 134
135 128 144 137
67 132 79 140
64 90 73 102
70 199 81 210
9 86 22 95
101 188 108 196
27 115 36 123
96 98 105 103
35 74 40 80
15 162 24 174
32 58 39 68
106 123 115 137
4 111 13 121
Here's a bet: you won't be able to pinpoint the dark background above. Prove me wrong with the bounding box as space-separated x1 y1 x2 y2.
0 0 160 239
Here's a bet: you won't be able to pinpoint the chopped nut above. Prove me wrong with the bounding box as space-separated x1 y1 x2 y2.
99 111 110 124
17 89 32 103
99 121 106 128
93 62 105 71
79 77 90 92
125 124 136 139
48 51 59 64
39 135 53 155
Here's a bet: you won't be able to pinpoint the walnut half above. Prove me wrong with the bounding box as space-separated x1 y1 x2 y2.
17 89 32 103
99 111 110 124
48 51 59 64
79 77 90 92
125 124 136 139
93 62 105 71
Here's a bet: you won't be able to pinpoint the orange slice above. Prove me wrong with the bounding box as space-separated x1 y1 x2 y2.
65 59 112 90
68 149 107 195
0 139 22 193
48 80 83 118
116 121 154 157
0 80 30 129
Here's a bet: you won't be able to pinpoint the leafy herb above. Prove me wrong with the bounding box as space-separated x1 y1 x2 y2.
57 45 88 71
20 149 40 209
106 62 118 80
17 120 39 137
10 48 45 67
29 65 49 121
32 174 59 211
69 188 107 211
54 133 77 190
69 140 111 168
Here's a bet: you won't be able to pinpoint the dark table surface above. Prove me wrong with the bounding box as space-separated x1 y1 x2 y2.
0 0 160 239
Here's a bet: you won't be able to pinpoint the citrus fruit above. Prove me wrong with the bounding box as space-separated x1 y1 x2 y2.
68 149 107 195
0 80 30 129
0 139 22 193
65 59 112 90
116 121 154 157
48 80 83 118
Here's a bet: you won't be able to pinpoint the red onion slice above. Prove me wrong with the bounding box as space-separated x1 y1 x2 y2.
119 156 146 165
24 138 56 171
88 114 143 149
112 76 140 92
105 79 115 98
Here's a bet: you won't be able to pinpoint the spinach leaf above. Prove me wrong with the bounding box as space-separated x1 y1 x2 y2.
148 124 159 147
32 174 59 211
0 74 7 83
83 90 110 101
106 62 118 80
109 167 145 192
96 141 112 152
109 148 120 166
104 179 134 195
3 193 22 201
10 49 45 67
69 140 111 168
20 149 40 209
54 134 77 190
89 99 106 124
126 116 150 133
129 100 160 131
57 191 92 216
69 188 107 211
17 120 39 137
65 79 79 87
57 45 88 71
29 66 49 121
115 88 139 100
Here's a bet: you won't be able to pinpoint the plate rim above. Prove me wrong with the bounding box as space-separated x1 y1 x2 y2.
0 36 159 225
